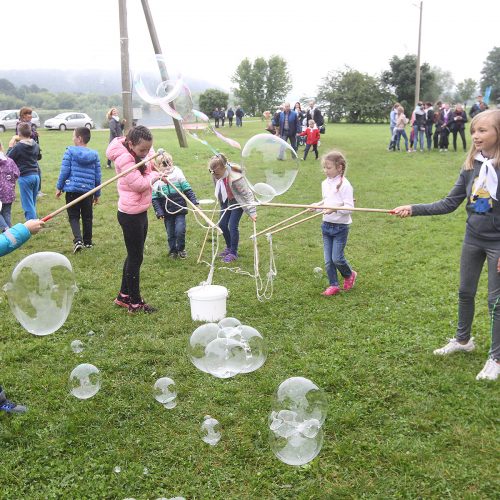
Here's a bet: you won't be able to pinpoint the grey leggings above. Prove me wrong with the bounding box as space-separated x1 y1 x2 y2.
457 241 500 360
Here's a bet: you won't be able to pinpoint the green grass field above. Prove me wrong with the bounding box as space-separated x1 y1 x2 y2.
1 121 498 499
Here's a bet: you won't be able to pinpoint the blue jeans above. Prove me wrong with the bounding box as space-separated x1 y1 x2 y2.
18 174 40 220
164 213 186 252
425 124 433 150
413 125 425 151
219 201 243 255
322 222 353 286
0 202 12 230
395 129 409 150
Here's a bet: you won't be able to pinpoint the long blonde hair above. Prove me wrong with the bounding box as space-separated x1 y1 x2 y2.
321 150 347 191
106 108 118 121
464 109 500 170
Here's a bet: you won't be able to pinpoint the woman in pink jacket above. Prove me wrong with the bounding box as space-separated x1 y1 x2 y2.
106 125 160 313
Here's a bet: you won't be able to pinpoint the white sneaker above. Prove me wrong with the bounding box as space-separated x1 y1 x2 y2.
433 337 475 356
476 358 500 381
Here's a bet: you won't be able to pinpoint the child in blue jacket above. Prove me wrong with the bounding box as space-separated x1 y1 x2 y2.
0 217 44 414
152 153 198 259
56 127 101 253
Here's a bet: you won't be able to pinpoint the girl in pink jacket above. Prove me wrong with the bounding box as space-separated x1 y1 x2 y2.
106 126 160 313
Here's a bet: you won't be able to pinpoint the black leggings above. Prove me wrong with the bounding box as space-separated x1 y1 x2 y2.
66 192 93 244
117 210 148 303
452 129 467 151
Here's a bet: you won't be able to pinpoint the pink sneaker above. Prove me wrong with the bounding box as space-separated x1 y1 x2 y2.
343 270 357 291
322 285 341 296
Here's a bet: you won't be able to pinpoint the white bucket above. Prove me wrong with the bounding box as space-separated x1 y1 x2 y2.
187 285 228 322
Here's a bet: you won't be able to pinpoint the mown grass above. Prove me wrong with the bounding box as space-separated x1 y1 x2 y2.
0 120 498 499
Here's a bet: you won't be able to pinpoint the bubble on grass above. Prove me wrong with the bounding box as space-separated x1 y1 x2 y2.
69 363 101 400
241 134 299 203
70 339 84 353
114 466 122 474
188 320 267 378
313 267 323 278
153 377 177 409
3 252 77 336
201 415 221 446
269 377 327 466
87 330 95 337
143 467 149 475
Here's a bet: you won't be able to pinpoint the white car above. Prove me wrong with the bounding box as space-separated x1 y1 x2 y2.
0 109 41 132
44 112 94 131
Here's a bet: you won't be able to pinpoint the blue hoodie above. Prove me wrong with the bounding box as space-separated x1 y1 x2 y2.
56 146 102 196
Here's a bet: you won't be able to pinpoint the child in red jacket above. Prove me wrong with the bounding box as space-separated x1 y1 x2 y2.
298 119 321 160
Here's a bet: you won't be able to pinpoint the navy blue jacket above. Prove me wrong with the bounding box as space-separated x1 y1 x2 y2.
6 140 40 176
56 146 102 196
278 110 299 136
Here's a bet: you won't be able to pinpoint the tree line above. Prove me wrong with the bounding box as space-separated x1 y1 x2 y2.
198 47 499 123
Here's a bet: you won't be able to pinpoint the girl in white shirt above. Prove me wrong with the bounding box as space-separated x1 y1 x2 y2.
318 151 357 296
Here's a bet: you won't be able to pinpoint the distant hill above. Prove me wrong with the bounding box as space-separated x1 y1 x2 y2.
0 69 222 95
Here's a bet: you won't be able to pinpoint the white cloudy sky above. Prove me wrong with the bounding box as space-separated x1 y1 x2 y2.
3 0 499 98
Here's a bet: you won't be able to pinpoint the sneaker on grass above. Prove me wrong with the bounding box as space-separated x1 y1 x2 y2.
114 293 131 308
476 358 500 381
433 337 475 356
128 300 157 314
0 386 27 414
321 285 341 296
73 240 83 254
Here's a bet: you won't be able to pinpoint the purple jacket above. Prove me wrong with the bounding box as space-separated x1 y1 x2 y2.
0 154 20 203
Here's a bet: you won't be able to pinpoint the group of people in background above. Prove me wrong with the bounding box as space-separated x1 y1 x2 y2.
388 94 490 153
263 99 325 161
212 106 244 127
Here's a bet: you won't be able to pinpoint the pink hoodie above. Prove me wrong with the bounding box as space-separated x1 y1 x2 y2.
106 137 159 214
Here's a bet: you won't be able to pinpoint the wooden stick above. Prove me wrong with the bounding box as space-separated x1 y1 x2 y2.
197 204 218 264
251 209 310 238
264 212 323 237
41 151 164 222
257 202 393 213
152 165 222 233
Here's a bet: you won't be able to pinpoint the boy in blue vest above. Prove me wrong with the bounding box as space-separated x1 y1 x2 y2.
55 127 101 253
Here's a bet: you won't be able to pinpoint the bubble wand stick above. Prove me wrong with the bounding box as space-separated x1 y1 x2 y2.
251 209 310 239
259 211 323 237
256 202 393 214
41 150 166 222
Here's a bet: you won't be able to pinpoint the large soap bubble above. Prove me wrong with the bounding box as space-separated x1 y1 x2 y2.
200 415 221 446
69 363 101 400
269 377 327 466
241 134 299 203
187 319 267 378
3 252 77 336
153 377 177 409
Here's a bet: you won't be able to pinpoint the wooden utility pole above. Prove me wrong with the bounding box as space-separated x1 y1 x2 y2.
140 0 188 148
414 1 423 108
118 0 133 133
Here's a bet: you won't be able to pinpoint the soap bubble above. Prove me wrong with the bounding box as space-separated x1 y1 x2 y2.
241 134 299 203
69 363 101 400
87 330 95 337
200 415 221 446
269 377 327 466
313 267 323 278
153 377 177 409
143 467 149 475
70 339 84 353
3 252 77 336
188 320 267 378
114 466 122 474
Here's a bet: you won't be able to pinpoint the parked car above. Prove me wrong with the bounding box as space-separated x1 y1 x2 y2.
0 109 41 132
44 112 94 131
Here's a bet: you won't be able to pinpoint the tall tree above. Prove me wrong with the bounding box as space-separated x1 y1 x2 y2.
231 56 292 115
480 46 500 103
455 79 477 104
382 54 435 109
317 67 395 123
198 88 229 118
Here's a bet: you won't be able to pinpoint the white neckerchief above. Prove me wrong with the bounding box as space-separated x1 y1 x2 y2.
473 152 498 201
214 169 229 202
113 115 120 122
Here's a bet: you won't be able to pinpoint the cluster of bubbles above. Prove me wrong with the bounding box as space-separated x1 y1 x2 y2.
3 252 78 336
313 267 323 279
188 317 267 379
200 415 221 446
133 56 299 204
153 377 177 409
269 377 327 466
